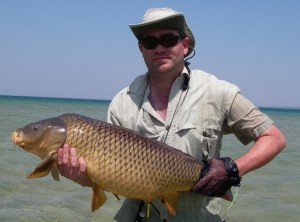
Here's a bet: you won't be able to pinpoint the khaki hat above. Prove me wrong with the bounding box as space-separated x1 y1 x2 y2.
129 8 195 57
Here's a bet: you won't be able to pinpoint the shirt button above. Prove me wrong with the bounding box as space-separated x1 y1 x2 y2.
165 125 170 131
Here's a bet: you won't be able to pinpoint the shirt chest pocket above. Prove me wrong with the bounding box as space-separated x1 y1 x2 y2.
174 110 222 160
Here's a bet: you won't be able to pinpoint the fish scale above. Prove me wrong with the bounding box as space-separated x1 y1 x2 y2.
11 113 203 215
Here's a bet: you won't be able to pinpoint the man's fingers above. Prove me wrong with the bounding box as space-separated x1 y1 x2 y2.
62 144 70 165
57 148 63 166
56 145 92 187
78 157 86 174
70 148 78 167
69 148 78 176
78 157 92 187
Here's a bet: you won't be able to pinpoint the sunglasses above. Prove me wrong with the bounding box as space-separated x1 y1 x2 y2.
140 34 182 50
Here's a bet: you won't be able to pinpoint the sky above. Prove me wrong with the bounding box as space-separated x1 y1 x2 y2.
0 1 299 108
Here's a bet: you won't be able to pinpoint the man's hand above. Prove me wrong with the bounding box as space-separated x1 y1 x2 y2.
191 157 241 197
57 144 93 187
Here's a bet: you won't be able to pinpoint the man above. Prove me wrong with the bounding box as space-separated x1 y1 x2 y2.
57 8 285 222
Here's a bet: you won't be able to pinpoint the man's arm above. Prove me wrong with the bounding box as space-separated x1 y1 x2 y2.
191 125 285 197
235 124 286 176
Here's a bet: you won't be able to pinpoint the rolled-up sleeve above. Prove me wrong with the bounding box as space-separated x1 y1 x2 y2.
227 93 273 145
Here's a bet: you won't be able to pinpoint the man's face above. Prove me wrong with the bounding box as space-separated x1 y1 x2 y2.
139 29 189 76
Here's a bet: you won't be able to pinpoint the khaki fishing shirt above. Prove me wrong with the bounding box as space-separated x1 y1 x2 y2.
107 67 273 222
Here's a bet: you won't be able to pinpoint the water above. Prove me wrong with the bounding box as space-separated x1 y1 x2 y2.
1 96 299 221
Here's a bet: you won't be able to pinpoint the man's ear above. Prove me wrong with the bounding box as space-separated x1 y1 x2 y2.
182 37 190 56
138 43 143 52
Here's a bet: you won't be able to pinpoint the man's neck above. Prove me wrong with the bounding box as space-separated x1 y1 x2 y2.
148 65 184 93
147 68 184 120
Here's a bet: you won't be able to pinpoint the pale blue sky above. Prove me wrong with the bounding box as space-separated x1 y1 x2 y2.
1 1 299 107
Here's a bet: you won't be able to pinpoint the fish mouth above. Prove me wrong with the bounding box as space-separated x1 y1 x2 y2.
11 131 28 151
11 131 19 144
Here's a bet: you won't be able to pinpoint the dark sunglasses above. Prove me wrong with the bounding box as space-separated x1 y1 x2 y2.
140 34 182 49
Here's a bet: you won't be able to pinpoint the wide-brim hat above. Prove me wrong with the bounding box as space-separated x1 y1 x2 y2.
129 8 195 57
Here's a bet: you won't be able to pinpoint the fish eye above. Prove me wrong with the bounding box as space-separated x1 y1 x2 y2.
32 125 39 131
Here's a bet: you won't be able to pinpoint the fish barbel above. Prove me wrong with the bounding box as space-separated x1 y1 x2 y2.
11 113 205 215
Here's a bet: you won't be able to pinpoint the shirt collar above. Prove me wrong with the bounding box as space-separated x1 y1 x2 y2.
128 67 190 96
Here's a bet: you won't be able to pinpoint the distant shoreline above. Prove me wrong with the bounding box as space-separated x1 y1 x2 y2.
1 94 299 112
0 94 111 104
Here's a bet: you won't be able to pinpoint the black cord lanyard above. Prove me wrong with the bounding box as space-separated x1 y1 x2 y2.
163 72 189 143
134 65 191 221
138 65 190 144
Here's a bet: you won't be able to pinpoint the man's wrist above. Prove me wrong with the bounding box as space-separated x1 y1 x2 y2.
222 157 241 186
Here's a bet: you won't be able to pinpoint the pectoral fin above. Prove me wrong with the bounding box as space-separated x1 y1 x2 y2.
51 167 60 181
91 183 107 212
26 152 56 179
161 191 181 216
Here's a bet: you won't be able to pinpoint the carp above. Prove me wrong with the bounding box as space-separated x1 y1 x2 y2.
11 113 225 215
